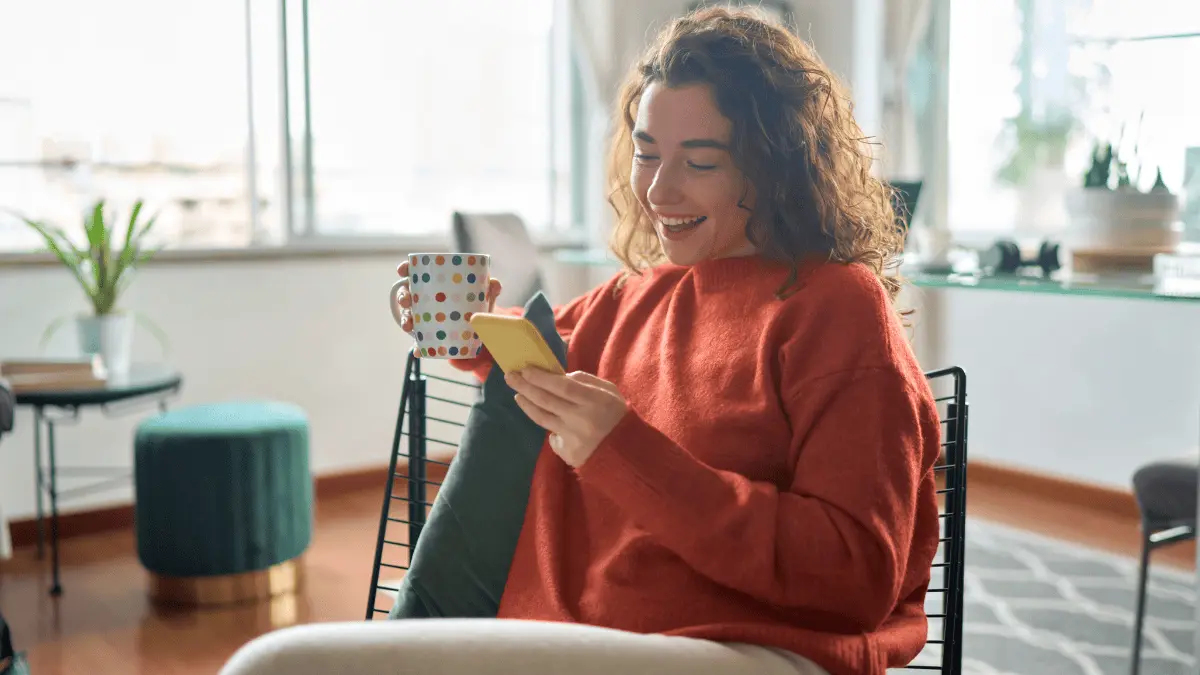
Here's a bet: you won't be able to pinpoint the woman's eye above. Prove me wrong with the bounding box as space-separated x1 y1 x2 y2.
687 161 717 171
633 153 659 162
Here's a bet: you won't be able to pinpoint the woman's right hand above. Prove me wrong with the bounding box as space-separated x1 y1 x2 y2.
394 260 504 336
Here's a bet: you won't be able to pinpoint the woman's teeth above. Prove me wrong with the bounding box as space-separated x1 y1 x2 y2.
661 216 706 232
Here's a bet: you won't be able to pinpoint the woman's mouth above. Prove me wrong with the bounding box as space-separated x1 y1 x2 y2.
659 216 707 233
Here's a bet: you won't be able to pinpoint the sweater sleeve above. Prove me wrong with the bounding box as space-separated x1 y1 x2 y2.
446 284 604 382
574 366 940 633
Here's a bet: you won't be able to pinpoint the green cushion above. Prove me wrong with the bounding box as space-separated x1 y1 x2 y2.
389 292 565 619
137 400 308 437
134 400 313 577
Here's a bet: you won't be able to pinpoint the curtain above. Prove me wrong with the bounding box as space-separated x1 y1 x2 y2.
881 0 932 179
569 0 621 246
569 0 620 104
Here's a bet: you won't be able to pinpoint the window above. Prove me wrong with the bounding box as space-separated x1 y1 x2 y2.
0 0 572 253
944 0 1200 243
293 0 570 238
0 0 283 252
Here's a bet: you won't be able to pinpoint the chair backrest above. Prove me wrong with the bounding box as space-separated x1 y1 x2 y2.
451 211 545 307
894 366 969 675
366 355 480 620
366 358 970 675
889 179 923 235
0 377 13 435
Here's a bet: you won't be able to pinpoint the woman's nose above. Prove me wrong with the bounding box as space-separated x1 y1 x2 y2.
647 165 684 206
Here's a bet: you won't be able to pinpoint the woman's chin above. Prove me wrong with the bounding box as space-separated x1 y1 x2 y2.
662 252 696 266
658 233 755 266
656 224 708 264
658 238 704 266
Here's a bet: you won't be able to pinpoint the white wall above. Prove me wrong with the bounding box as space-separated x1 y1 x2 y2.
916 288 1200 490
0 251 593 521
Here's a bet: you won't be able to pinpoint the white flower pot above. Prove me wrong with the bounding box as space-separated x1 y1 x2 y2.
77 313 134 381
1063 187 1181 249
1015 166 1071 237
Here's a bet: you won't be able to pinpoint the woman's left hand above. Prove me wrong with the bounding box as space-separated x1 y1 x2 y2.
505 369 628 468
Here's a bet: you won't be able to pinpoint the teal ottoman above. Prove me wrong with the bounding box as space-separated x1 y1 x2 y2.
134 400 313 605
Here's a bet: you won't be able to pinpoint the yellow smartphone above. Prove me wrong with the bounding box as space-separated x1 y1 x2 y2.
468 313 565 375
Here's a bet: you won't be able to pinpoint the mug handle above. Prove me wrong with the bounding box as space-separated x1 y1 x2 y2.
388 279 407 328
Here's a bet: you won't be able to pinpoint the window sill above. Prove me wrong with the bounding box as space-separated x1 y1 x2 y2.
0 230 594 268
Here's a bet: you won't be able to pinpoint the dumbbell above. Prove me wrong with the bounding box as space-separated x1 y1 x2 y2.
979 239 1061 276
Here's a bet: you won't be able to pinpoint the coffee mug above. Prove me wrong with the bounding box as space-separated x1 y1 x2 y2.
390 253 491 359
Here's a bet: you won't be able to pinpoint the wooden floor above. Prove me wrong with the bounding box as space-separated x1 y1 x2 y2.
0 478 1193 675
0 489 390 675
967 472 1197 572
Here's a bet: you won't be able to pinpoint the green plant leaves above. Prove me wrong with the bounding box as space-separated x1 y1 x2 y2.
10 198 162 316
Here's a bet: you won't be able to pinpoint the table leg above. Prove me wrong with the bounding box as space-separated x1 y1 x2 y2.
33 407 44 559
46 418 61 595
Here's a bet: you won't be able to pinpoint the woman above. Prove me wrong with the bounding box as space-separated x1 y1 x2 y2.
222 7 940 675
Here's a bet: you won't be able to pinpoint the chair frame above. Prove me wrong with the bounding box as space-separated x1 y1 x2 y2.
365 354 473 619
366 354 969 675
895 366 969 674
1129 517 1195 675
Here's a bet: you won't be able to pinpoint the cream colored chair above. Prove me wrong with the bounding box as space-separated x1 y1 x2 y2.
451 211 545 308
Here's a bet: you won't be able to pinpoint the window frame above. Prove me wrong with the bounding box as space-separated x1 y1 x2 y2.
272 0 583 249
0 0 585 258
931 0 1200 245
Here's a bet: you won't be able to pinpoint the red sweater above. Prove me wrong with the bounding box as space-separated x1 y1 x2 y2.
452 255 942 675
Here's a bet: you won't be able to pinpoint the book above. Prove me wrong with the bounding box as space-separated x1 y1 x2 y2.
0 356 103 376
0 356 108 393
1153 251 1200 297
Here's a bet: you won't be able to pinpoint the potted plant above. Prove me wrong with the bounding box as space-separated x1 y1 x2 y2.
993 0 1085 235
1064 127 1181 249
996 111 1076 235
12 199 162 379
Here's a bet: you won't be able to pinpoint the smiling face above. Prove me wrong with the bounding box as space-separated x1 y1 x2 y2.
630 82 756 266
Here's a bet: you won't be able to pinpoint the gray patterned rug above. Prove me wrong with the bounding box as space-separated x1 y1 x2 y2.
907 520 1197 675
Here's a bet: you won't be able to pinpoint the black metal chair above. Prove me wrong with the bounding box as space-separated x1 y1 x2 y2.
1 377 23 673
1129 455 1198 675
0 376 13 438
893 366 970 675
365 355 480 618
366 354 969 675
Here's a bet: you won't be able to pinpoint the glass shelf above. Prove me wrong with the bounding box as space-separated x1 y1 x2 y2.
552 249 1200 304
907 270 1200 304
1066 1 1200 45
1069 30 1200 45
553 248 620 267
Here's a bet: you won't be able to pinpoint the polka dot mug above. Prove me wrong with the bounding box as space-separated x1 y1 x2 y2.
390 253 491 359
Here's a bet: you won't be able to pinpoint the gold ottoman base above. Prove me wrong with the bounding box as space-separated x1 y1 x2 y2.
150 557 304 607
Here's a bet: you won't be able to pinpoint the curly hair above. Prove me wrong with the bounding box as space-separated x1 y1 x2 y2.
605 5 906 301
